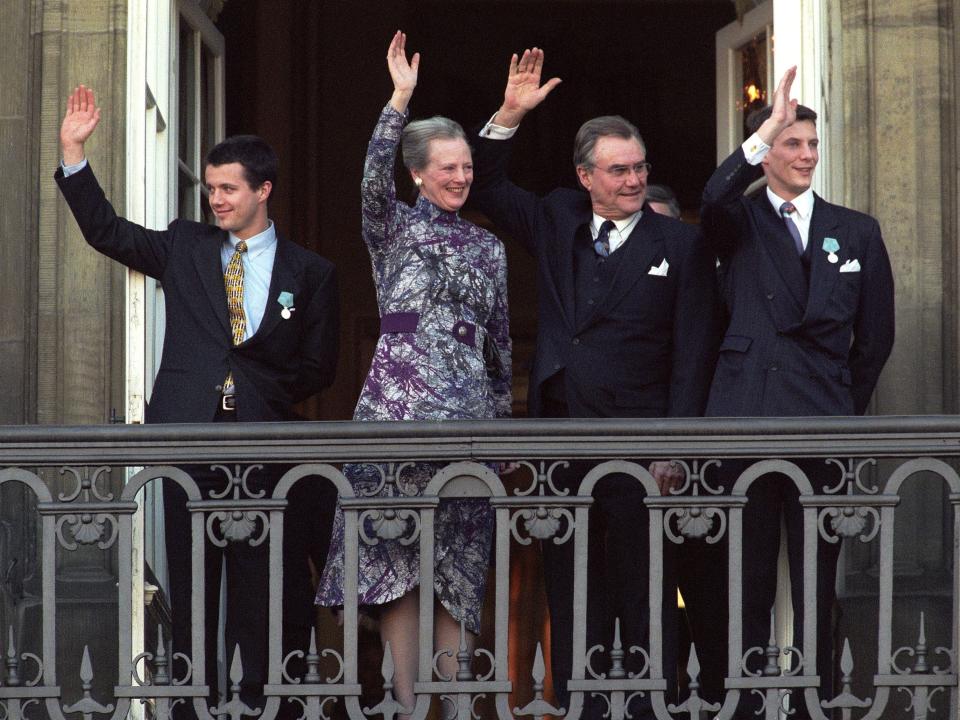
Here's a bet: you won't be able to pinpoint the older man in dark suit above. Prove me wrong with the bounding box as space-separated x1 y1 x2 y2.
700 67 895 715
56 86 339 718
468 50 719 719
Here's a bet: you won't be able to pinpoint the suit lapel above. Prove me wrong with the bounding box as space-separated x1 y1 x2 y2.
194 231 232 339
577 211 663 333
752 195 808 310
247 236 301 345
802 195 841 324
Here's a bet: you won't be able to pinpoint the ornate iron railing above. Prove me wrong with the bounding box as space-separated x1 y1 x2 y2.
0 417 957 720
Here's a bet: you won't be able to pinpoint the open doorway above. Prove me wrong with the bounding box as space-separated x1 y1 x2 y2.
216 0 737 421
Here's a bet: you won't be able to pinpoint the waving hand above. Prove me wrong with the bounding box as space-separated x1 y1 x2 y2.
60 85 101 165
756 66 798 145
387 31 420 113
495 48 562 128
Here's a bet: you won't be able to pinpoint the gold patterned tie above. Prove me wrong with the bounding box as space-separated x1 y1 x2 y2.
223 240 248 388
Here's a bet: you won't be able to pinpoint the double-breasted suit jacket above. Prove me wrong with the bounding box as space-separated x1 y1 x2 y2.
469 135 719 420
56 163 339 423
702 149 894 418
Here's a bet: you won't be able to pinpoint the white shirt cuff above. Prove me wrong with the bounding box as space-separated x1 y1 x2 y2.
61 158 88 177
741 133 770 165
479 112 518 140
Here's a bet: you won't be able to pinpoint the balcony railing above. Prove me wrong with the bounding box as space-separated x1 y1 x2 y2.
0 417 957 720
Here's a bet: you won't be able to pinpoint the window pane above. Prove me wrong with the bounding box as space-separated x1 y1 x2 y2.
178 19 198 173
737 32 768 141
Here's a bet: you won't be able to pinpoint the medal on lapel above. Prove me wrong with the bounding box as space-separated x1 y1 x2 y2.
277 291 295 319
822 237 840 264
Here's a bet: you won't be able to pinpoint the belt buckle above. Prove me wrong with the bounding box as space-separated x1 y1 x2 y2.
221 394 236 411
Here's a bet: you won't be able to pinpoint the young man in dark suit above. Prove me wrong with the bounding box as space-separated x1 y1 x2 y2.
57 86 339 718
468 50 720 719
699 67 895 715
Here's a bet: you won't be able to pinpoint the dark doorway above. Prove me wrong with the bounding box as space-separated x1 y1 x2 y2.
217 0 735 420
215 2 736 709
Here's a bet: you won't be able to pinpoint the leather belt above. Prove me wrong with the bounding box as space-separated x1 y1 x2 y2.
221 394 236 411
380 312 478 348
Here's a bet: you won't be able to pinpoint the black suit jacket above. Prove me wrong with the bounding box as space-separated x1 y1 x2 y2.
701 149 894 417
56 163 339 423
469 134 719 419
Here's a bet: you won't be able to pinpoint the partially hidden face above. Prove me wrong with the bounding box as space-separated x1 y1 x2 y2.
762 119 819 200
412 137 474 213
577 135 648 220
205 161 271 239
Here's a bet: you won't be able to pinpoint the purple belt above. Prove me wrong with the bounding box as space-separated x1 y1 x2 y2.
380 311 477 347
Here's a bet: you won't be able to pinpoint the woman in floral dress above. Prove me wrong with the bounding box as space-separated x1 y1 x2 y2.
316 31 511 715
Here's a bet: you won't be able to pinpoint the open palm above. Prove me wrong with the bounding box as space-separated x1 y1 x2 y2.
60 85 101 151
387 30 419 94
502 48 561 115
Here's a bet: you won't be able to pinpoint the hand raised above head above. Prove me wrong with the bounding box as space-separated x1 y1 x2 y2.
387 30 420 112
495 47 562 128
60 85 101 165
757 65 799 145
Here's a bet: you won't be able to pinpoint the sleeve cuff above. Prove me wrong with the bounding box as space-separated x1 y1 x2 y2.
61 158 88 177
741 133 770 165
479 112 518 140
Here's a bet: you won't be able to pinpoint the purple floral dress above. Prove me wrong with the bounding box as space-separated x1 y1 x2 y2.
315 105 511 633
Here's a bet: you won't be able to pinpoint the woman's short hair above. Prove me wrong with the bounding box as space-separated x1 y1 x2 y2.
573 115 645 170
401 116 469 171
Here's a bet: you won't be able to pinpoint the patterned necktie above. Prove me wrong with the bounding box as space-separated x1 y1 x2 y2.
223 240 248 388
594 219 617 258
779 202 805 255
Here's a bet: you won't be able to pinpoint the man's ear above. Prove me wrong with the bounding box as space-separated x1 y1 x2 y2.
575 165 592 192
258 180 273 203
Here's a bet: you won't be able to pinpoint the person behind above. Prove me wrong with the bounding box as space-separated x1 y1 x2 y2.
57 87 339 719
646 183 682 219
700 66 894 715
315 32 512 720
468 48 719 718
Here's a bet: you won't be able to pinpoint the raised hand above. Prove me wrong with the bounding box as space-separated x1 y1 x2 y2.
757 66 798 145
60 85 101 165
387 30 420 113
495 48 562 128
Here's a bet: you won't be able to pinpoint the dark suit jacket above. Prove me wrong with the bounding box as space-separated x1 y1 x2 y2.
701 149 894 417
56 163 339 423
469 134 719 419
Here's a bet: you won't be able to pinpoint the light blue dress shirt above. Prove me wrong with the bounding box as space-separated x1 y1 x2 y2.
221 223 277 340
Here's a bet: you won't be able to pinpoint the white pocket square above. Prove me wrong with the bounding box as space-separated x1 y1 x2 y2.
649 258 669 276
839 259 861 273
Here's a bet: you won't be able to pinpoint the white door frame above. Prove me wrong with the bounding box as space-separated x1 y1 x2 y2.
125 0 225 701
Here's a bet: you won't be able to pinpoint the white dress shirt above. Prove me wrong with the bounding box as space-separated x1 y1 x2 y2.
741 132 814 250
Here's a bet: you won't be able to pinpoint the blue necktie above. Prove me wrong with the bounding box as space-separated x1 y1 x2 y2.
779 202 804 255
594 220 616 258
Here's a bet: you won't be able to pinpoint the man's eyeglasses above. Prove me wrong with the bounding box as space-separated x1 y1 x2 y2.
593 162 652 179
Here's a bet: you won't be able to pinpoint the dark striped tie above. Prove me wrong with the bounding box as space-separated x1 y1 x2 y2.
779 202 804 255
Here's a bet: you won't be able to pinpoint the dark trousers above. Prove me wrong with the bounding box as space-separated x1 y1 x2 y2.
684 459 840 719
163 410 336 719
540 395 677 720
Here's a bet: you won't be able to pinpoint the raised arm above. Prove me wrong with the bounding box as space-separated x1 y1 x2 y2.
56 85 171 278
701 66 799 257
493 47 562 129
361 31 419 253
